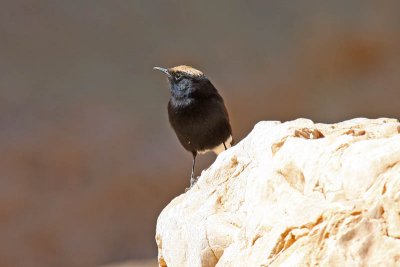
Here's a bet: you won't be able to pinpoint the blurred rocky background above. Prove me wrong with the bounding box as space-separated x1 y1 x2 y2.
0 1 399 266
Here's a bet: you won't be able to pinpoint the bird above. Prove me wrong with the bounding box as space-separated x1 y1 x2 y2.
153 65 233 187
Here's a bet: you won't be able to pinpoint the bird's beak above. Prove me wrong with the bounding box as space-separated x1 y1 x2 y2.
153 67 172 78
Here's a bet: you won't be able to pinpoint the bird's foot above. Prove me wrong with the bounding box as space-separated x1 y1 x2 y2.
184 176 199 192
190 176 198 187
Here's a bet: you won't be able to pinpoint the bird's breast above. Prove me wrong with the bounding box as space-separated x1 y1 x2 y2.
167 96 232 153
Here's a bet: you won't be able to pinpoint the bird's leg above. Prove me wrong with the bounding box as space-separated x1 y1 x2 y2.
190 151 198 187
223 142 227 150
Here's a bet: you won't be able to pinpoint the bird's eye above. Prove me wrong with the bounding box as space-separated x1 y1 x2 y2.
175 73 183 81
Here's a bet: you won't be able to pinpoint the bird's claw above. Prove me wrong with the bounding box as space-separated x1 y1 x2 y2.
185 176 199 192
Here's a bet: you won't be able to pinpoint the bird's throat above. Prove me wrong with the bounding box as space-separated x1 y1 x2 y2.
170 96 195 109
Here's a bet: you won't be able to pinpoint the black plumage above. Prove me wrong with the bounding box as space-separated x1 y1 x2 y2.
154 65 233 186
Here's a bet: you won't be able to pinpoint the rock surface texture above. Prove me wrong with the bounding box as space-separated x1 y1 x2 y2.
156 118 400 267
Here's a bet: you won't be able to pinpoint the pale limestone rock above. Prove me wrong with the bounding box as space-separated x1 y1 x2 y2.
156 118 400 267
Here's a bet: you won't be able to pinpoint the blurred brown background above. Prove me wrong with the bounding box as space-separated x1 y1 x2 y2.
0 1 399 266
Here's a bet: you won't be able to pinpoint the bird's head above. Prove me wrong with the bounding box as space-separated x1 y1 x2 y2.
153 65 215 99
